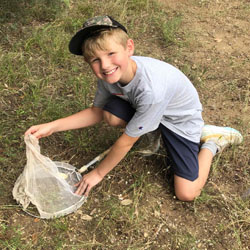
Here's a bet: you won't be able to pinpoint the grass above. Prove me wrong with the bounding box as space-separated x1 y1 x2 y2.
0 0 249 249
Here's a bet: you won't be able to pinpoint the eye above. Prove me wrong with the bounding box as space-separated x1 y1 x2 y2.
90 58 99 63
108 52 115 56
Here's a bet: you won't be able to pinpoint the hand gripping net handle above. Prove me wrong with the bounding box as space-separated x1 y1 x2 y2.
78 148 111 173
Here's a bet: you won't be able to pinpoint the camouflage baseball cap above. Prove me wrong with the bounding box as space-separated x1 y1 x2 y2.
69 15 127 56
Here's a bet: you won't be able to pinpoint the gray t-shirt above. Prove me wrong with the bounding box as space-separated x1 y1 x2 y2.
93 56 204 143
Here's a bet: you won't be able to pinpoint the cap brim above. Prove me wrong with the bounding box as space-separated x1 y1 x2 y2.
69 25 115 56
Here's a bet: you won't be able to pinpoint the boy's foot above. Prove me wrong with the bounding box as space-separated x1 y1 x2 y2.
201 125 243 153
135 129 161 156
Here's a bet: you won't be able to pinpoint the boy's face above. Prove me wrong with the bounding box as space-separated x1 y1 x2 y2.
86 38 135 85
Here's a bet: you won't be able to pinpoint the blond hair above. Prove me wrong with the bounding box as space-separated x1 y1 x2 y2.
82 28 129 61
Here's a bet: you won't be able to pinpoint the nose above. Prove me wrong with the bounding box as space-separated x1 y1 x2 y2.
100 58 111 70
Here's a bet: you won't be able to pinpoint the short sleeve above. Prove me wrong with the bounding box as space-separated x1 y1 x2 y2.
93 80 111 108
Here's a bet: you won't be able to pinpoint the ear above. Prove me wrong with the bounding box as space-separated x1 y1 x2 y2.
126 39 135 56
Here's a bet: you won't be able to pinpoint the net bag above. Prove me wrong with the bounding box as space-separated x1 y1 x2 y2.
12 135 86 219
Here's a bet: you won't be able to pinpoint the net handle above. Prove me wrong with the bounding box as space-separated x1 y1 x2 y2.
78 147 111 173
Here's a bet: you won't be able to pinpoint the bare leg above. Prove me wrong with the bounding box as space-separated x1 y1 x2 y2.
103 111 127 127
174 148 213 201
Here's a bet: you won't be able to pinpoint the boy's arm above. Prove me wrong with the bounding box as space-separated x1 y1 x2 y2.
75 132 140 196
25 107 103 139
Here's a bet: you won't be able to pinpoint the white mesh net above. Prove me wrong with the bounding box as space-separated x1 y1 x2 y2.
12 135 86 219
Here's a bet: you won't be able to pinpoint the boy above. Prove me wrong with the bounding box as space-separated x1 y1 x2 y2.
25 16 243 201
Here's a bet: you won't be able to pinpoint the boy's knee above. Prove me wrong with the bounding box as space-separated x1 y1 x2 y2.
103 111 126 127
174 175 201 201
175 189 201 202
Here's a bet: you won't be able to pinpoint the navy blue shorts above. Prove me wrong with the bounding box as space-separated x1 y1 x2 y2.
103 96 136 123
103 96 199 181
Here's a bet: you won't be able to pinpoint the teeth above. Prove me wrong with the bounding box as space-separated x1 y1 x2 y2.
104 68 116 75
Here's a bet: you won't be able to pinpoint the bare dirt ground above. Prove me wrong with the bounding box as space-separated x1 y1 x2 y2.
159 0 249 125
1 0 249 249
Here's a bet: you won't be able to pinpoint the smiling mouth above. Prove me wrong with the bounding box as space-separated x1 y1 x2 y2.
103 67 118 75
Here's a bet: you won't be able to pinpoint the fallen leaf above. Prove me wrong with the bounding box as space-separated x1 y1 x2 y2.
81 214 92 221
214 38 222 43
32 233 38 244
59 173 68 179
154 210 160 217
34 218 40 222
121 199 132 206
